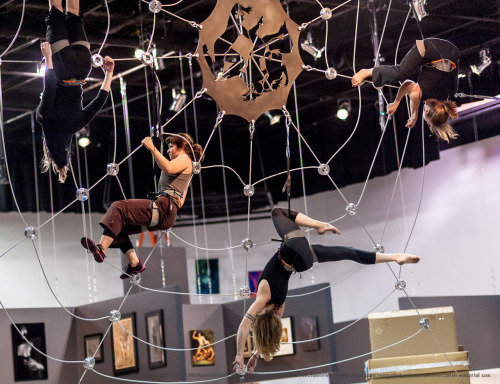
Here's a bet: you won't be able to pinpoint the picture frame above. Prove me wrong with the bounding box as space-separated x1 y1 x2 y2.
297 316 319 352
274 316 295 357
248 270 262 298
84 333 104 363
196 259 220 294
145 310 167 369
190 330 215 366
11 323 48 381
111 312 139 375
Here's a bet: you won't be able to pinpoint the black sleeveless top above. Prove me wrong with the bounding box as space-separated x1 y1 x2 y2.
257 245 296 307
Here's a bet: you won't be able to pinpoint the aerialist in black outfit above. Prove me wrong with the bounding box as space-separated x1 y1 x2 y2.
37 0 114 182
352 38 460 142
233 207 420 373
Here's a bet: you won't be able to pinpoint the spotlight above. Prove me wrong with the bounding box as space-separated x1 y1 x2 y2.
300 32 324 60
264 111 281 125
37 58 46 75
170 89 187 112
77 127 90 148
470 48 491 75
336 100 351 120
411 0 428 21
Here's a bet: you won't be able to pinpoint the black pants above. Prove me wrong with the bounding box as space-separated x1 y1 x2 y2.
372 38 460 87
271 208 375 272
45 7 91 80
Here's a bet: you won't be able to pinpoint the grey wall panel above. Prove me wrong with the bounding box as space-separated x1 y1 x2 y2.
74 284 185 383
329 318 371 384
223 283 336 383
123 247 189 303
182 303 228 383
0 307 78 384
398 295 500 370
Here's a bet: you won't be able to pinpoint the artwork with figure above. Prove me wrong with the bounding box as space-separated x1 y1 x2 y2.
297 316 319 352
111 313 139 375
84 333 104 363
11 323 48 381
274 316 295 357
190 330 215 366
145 310 166 369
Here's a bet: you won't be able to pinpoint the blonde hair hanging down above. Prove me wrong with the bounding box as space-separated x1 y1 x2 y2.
251 310 283 361
424 99 459 143
41 140 69 183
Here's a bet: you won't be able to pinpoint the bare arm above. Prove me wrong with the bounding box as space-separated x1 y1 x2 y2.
233 283 270 373
406 83 422 128
387 80 413 115
100 56 114 92
141 137 192 174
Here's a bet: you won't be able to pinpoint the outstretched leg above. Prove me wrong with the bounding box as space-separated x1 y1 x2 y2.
311 244 420 266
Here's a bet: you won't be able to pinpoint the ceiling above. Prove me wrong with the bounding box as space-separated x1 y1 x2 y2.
0 0 499 222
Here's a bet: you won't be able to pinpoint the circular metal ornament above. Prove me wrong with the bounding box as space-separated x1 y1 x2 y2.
325 67 337 80
91 54 103 68
420 318 430 329
373 243 385 253
241 238 253 251
149 0 162 13
109 310 121 323
345 203 357 215
318 163 330 175
395 279 406 290
106 163 119 176
24 226 37 239
76 188 89 202
141 52 155 66
320 7 332 20
131 273 142 285
83 357 95 370
192 161 202 174
239 286 251 298
243 184 255 197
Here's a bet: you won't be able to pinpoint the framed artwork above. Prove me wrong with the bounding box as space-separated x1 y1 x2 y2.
84 333 104 363
274 317 295 357
190 330 215 366
111 312 139 375
145 310 167 369
297 317 319 352
237 332 253 358
11 323 48 381
248 270 262 298
196 259 220 294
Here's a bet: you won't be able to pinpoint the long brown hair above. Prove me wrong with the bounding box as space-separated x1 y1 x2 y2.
251 309 282 361
166 133 204 163
424 99 459 142
41 140 68 183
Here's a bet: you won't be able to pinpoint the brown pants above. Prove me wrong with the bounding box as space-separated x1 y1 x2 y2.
100 195 178 252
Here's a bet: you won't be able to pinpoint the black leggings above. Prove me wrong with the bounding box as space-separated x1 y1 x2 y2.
45 7 91 80
271 207 376 272
372 38 459 87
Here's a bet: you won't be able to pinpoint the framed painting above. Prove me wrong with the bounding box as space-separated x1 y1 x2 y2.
297 317 319 352
196 259 220 294
145 310 167 369
111 312 139 375
11 323 48 381
274 317 295 357
84 333 104 363
248 270 262 298
190 330 215 366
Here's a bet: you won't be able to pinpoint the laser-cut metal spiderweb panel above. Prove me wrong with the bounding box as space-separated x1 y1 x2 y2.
195 0 303 122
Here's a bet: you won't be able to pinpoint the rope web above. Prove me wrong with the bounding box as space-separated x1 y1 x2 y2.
0 0 469 383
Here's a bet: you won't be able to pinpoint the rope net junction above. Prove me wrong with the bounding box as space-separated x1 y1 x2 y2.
0 0 468 383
